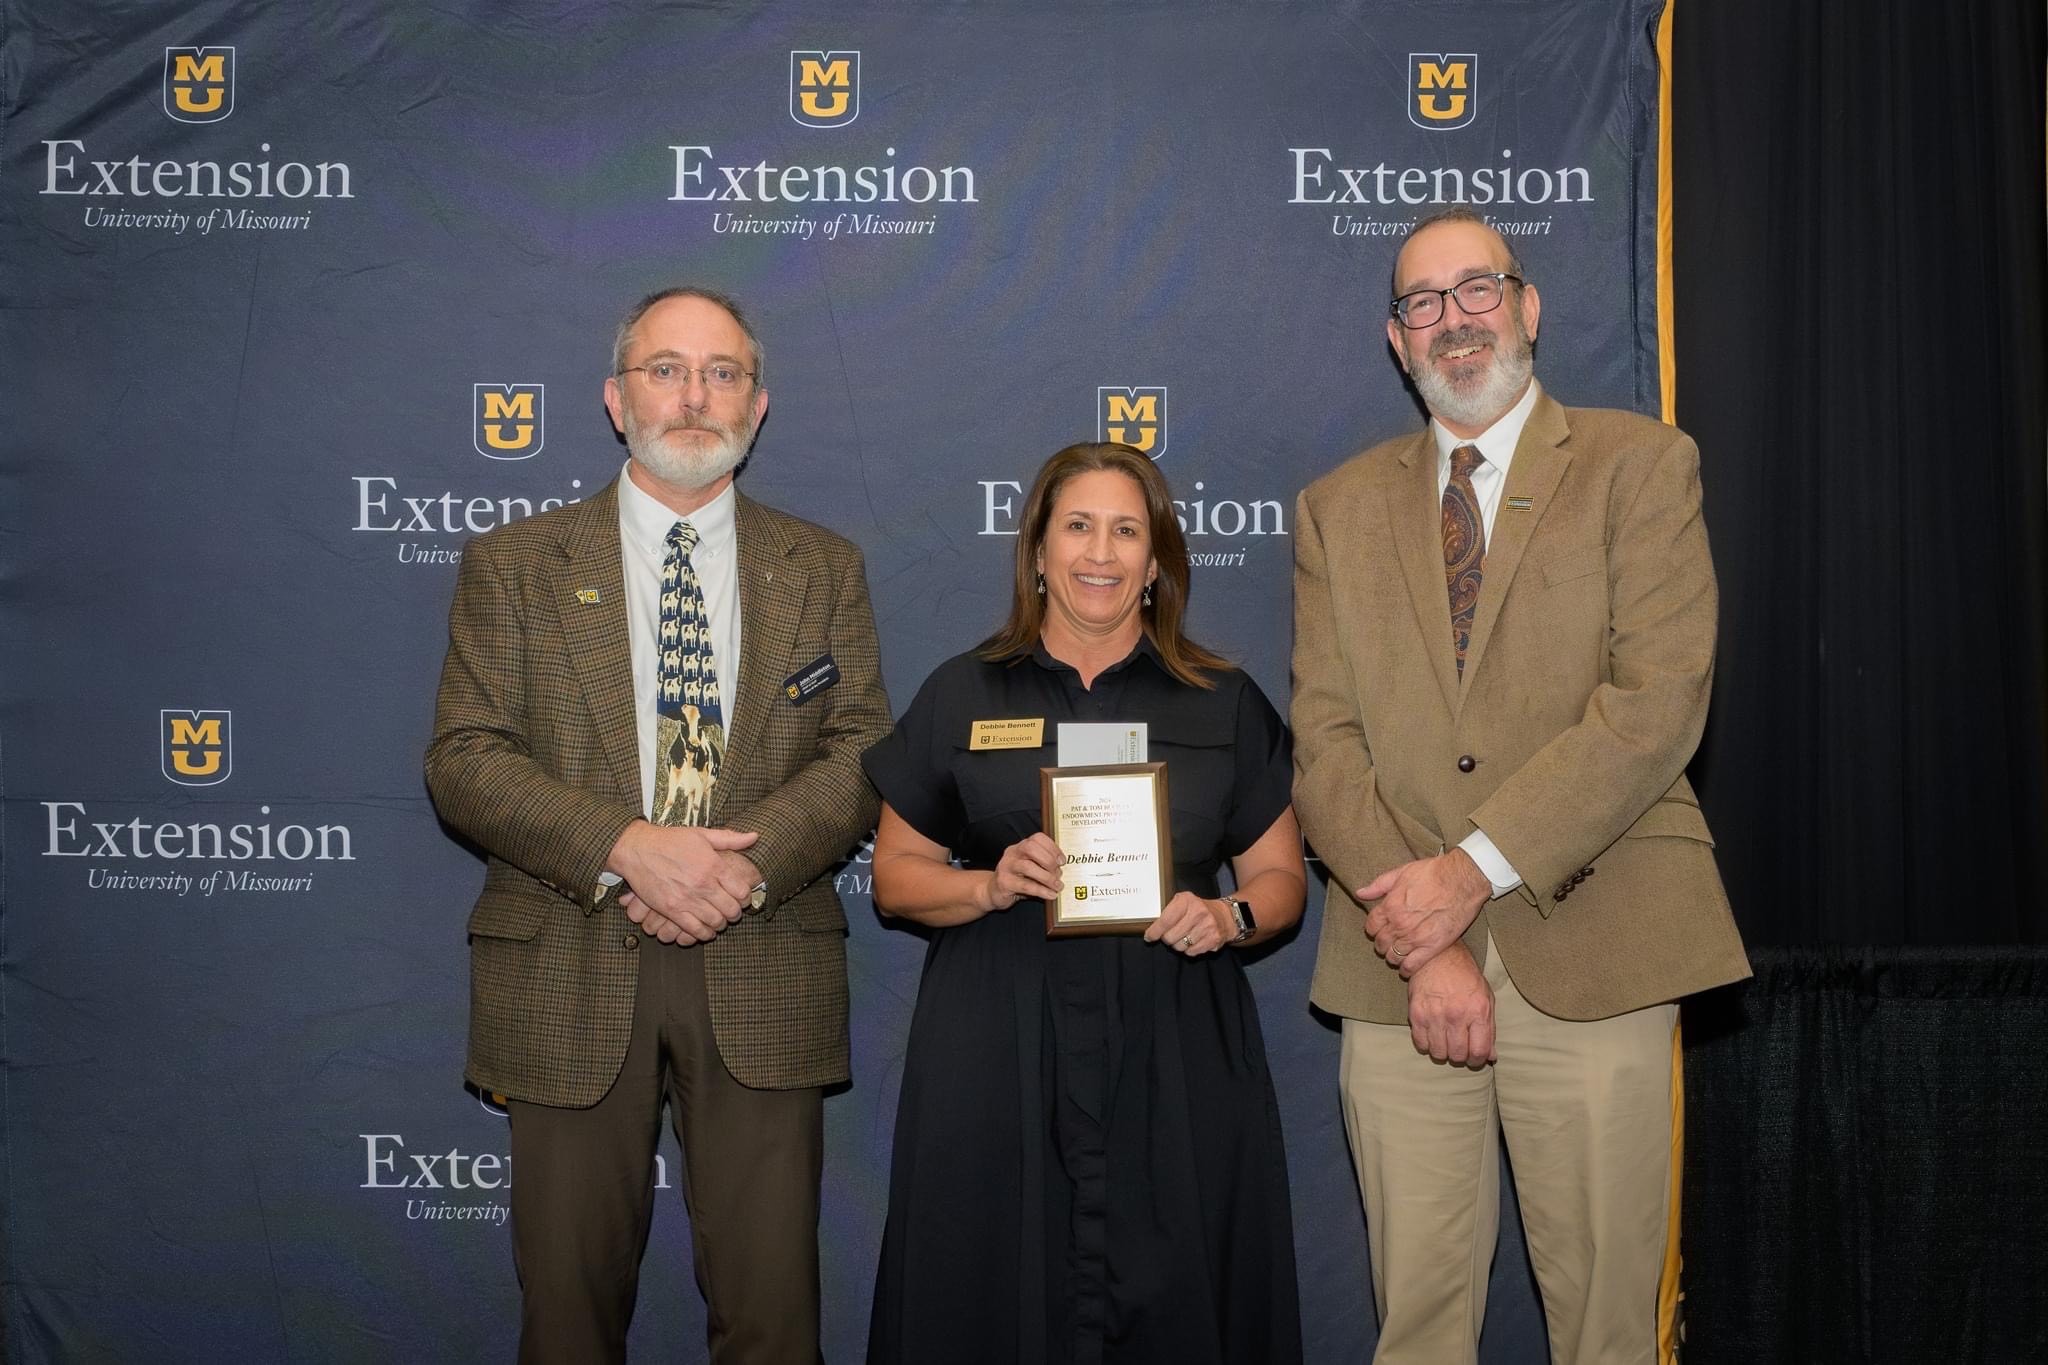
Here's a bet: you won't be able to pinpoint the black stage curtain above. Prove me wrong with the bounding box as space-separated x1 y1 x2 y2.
1674 0 2048 946
1672 7 2047 1360
1682 950 2048 1363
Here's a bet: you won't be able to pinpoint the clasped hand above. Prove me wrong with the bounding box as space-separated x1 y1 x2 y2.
1406 945 1496 1068
1357 848 1492 979
609 820 761 944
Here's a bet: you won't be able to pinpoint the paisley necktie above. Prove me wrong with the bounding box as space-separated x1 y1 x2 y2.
1443 444 1486 676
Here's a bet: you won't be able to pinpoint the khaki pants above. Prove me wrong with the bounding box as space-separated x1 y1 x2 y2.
1338 936 1678 1365
507 937 824 1365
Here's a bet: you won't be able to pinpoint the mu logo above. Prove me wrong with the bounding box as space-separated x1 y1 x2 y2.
473 384 545 459
161 710 232 786
164 47 235 124
1097 387 1168 459
790 51 860 128
1409 53 1476 131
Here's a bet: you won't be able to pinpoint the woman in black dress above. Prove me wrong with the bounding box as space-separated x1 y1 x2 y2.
863 442 1307 1364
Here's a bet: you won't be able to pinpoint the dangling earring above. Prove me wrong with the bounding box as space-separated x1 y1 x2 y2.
1036 573 1045 596
1142 584 1153 608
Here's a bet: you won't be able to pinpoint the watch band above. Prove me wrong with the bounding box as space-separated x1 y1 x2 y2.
1224 896 1255 943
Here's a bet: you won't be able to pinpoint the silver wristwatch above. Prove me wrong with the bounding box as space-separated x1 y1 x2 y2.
1223 896 1256 943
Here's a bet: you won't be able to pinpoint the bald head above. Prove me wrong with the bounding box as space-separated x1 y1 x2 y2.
1391 207 1524 297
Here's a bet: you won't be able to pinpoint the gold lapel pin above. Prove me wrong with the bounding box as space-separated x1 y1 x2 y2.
574 589 601 604
1506 496 1534 511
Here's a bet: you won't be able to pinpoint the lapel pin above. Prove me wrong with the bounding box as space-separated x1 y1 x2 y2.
574 589 601 604
1506 496 1534 511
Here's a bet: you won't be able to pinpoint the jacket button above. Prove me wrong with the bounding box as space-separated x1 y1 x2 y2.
1456 755 1476 773
1582 866 1596 878
624 934 639 950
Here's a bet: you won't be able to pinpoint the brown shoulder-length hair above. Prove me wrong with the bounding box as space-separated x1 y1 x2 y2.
977 442 1229 689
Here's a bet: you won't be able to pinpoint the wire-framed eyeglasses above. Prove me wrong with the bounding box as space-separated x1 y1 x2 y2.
617 360 755 392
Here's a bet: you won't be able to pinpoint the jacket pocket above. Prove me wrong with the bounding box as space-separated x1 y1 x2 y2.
790 887 848 933
1541 543 1608 588
1624 799 1715 845
466 864 552 941
466 895 547 942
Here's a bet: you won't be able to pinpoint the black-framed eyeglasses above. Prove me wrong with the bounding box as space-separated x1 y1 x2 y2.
1389 272 1524 329
617 360 755 393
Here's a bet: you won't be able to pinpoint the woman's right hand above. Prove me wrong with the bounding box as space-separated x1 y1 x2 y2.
979 833 1065 913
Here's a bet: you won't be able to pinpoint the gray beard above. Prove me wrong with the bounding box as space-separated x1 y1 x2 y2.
624 410 754 491
1408 324 1535 431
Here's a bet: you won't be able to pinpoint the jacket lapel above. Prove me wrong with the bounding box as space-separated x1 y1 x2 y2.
551 482 640 805
1459 392 1574 692
712 493 804 822
1387 428 1463 713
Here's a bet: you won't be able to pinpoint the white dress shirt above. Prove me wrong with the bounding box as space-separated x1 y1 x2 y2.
1429 379 1542 896
617 463 742 818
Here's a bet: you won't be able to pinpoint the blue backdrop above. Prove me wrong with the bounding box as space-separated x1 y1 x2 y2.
0 2 1666 1358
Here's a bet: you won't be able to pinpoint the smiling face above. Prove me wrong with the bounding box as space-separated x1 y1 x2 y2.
603 293 769 505
1034 468 1159 652
1386 218 1541 437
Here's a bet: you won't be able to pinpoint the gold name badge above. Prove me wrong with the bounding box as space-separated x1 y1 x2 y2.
969 718 1045 750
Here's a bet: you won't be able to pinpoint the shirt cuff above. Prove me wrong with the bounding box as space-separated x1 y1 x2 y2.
1459 830 1522 897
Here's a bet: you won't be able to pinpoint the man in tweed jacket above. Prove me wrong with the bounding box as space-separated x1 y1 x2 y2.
426 288 890 1363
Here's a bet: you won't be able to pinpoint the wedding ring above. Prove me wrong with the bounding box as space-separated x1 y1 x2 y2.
1180 934 1194 948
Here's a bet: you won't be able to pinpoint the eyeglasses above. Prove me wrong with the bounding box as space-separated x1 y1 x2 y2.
617 360 755 392
1389 272 1524 329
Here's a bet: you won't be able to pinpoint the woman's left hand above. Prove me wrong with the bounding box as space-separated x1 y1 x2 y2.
1144 891 1235 956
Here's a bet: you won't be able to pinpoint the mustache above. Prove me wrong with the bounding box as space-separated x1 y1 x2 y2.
1429 324 1495 360
660 413 731 435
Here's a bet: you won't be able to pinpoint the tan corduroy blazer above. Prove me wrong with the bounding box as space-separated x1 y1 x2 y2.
1292 389 1750 1025
426 482 891 1105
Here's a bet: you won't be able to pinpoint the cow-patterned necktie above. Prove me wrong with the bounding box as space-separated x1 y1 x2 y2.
1443 444 1487 676
651 521 724 827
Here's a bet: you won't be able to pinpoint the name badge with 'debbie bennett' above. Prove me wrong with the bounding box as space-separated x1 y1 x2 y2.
970 717 1044 750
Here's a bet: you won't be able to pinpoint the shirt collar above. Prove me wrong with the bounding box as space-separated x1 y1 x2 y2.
617 459 738 558
1028 631 1165 679
1431 377 1543 480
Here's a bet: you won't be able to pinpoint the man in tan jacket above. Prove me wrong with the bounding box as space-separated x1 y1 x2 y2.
426 288 890 1363
1292 208 1749 1363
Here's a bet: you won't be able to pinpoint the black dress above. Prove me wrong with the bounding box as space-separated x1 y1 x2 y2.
862 639 1303 1365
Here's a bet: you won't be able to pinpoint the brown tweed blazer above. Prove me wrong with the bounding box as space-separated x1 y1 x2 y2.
425 480 890 1105
1292 390 1750 1025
